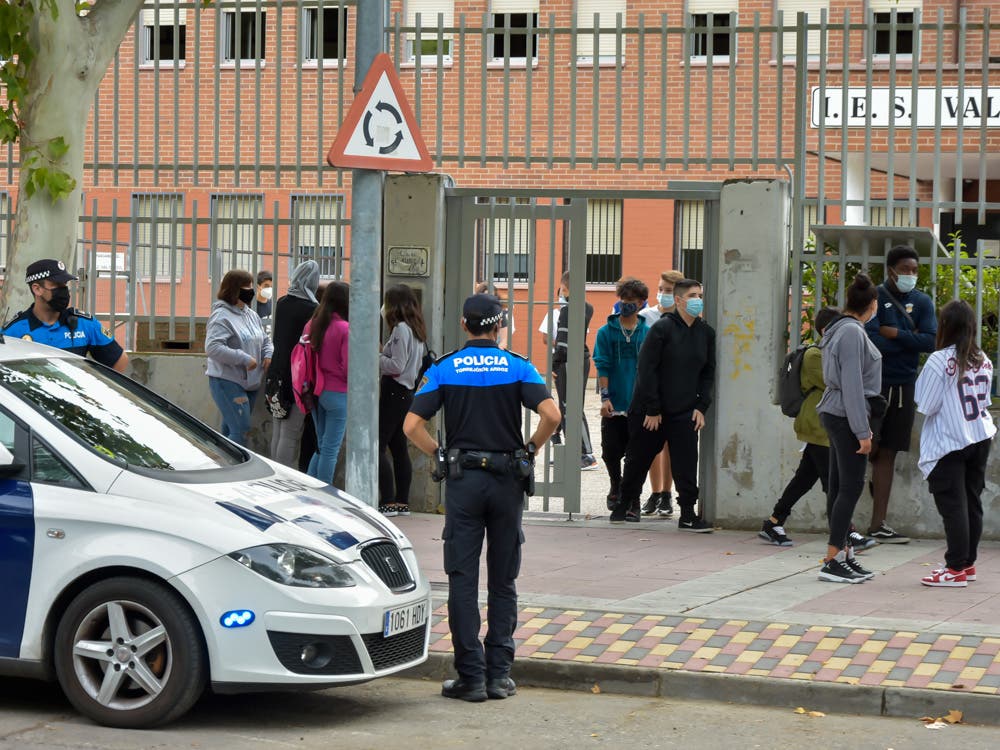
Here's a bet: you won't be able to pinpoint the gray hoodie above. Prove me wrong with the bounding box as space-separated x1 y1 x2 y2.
205 300 275 391
816 314 883 439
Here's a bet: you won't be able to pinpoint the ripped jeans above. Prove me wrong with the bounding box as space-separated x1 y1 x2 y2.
209 376 258 447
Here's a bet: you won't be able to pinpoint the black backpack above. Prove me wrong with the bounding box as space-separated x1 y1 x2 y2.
778 344 816 418
416 345 437 387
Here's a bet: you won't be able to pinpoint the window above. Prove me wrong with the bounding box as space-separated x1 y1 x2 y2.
575 0 626 63
490 1 539 63
585 200 622 284
870 206 917 227
303 6 347 63
222 10 266 63
869 1 920 57
32 437 86 489
292 195 346 278
477 197 532 282
0 192 10 271
675 200 705 281
132 194 184 280
406 0 453 62
140 2 187 64
776 0 828 59
689 13 733 59
211 194 264 275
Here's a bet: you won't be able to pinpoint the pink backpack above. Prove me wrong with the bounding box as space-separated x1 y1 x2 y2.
290 333 325 414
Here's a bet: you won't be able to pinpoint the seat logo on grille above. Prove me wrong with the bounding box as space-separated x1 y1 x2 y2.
383 554 399 573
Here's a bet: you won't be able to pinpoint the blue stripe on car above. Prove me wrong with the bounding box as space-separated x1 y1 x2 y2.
0 479 34 658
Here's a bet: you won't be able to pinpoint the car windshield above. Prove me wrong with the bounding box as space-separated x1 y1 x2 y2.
0 357 244 471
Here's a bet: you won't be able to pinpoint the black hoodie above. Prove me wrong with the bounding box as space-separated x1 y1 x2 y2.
629 310 716 418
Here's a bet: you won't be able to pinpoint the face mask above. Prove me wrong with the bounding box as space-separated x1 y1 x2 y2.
380 305 388 319
894 273 917 294
260 286 273 301
620 302 639 317
658 293 674 309
558 295 568 304
685 298 704 317
46 286 71 313
866 305 878 325
238 288 256 305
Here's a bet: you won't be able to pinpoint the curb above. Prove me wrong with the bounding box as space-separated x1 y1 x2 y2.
401 652 1000 725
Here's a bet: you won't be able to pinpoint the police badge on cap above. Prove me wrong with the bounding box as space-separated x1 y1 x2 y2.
25 258 78 284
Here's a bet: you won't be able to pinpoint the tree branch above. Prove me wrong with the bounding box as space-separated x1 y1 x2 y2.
83 0 146 71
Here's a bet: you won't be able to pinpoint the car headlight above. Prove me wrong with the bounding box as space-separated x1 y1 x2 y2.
228 544 356 588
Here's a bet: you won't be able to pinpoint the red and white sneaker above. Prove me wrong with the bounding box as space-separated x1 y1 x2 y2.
921 567 968 588
964 565 977 582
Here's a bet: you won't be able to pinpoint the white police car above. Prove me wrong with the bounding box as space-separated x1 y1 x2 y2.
0 337 430 728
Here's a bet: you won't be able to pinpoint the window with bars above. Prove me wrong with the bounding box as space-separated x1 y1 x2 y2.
490 2 539 63
222 10 266 63
689 13 733 59
476 197 532 282
870 206 918 227
585 199 622 285
675 200 705 282
303 6 347 63
869 1 920 56
132 194 185 280
776 0 828 59
406 0 453 62
211 194 265 275
140 3 186 64
291 194 346 279
0 192 9 271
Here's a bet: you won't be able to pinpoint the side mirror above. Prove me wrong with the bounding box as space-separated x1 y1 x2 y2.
0 444 24 477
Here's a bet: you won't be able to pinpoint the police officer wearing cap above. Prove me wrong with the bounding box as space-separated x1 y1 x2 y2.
3 259 128 373
404 293 560 703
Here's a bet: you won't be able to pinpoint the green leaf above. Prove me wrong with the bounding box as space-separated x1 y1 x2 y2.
47 136 70 161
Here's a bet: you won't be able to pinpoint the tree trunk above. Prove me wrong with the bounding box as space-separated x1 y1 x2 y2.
1 0 144 316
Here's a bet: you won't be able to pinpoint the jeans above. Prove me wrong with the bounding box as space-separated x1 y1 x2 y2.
821 413 868 550
771 443 830 524
270 408 306 469
209 376 258 447
308 390 348 483
927 439 992 571
379 376 415 504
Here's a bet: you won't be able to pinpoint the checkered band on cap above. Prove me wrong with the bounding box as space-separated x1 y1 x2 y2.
474 310 505 327
26 269 52 283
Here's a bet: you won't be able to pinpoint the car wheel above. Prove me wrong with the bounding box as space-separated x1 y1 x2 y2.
53 577 206 728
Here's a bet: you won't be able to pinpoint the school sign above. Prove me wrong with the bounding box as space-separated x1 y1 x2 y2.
811 87 1000 128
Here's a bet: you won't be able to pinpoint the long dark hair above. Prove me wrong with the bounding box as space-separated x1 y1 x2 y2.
310 281 349 352
383 284 427 343
936 300 984 374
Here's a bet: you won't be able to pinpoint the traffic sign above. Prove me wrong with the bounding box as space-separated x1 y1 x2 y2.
326 53 433 172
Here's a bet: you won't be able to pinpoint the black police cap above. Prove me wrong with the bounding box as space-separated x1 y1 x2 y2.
25 259 77 284
462 293 504 327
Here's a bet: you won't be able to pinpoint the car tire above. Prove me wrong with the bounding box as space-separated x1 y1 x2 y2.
53 576 206 728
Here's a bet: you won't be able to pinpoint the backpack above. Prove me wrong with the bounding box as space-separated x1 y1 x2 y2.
290 333 325 414
778 344 816 418
416 345 437 389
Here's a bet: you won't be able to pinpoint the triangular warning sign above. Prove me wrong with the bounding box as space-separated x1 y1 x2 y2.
326 53 433 173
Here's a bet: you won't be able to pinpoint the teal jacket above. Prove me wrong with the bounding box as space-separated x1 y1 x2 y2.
592 314 649 413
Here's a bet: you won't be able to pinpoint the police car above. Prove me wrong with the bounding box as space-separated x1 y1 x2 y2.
0 337 430 728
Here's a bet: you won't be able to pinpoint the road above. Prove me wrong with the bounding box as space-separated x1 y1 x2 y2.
1 676 996 749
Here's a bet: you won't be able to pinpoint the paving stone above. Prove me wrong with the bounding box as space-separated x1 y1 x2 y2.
705 635 731 648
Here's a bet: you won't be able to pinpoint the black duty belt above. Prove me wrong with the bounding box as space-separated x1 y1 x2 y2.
449 449 513 474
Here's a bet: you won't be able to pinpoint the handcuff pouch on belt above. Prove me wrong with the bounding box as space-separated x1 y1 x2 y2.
442 448 536 495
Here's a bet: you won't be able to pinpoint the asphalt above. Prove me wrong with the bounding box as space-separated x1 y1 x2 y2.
395 511 1000 724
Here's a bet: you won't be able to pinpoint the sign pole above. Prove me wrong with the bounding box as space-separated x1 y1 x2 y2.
345 0 384 507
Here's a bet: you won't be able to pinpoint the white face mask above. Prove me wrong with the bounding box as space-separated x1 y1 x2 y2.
894 273 917 294
260 287 273 301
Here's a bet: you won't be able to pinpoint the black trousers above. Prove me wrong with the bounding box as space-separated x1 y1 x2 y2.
378 376 415 504
927 438 993 571
620 410 699 516
821 413 868 550
600 415 630 489
554 356 593 456
443 469 524 683
771 444 830 524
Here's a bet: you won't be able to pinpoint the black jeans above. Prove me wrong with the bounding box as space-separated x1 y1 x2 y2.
927 438 993 571
554 356 593 456
443 470 524 683
620 410 700 516
600 415 630 489
821 413 868 550
771 443 830 524
378 376 415 504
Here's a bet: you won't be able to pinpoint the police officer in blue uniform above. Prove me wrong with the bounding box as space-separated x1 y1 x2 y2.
3 259 128 373
404 293 560 702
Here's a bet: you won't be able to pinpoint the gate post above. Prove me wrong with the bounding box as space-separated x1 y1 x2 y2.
709 179 794 525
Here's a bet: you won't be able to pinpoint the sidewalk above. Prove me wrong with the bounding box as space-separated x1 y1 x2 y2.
395 512 1000 722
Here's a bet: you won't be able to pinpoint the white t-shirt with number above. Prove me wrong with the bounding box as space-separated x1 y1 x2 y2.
915 345 996 478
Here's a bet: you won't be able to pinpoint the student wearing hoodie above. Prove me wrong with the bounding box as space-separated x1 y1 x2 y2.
206 269 274 447
265 261 321 468
594 277 650 519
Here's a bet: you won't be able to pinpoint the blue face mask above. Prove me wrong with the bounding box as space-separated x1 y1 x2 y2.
894 273 917 294
619 301 639 317
658 293 674 309
685 298 704 317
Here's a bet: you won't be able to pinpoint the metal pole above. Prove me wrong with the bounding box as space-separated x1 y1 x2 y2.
345 0 384 506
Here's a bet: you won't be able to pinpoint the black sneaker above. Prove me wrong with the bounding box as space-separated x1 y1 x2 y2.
848 530 877 551
678 516 713 533
609 502 627 524
441 678 487 702
758 521 793 547
869 523 910 544
486 677 517 700
551 432 563 446
606 492 619 511
656 494 674 518
625 510 641 523
642 492 661 515
844 557 875 580
818 558 866 584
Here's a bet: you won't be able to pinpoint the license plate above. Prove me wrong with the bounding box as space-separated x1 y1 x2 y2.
383 600 428 638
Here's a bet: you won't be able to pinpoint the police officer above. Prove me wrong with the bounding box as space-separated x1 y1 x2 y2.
404 293 560 703
3 259 128 373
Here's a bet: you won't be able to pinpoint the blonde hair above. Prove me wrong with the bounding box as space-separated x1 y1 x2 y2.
660 270 685 284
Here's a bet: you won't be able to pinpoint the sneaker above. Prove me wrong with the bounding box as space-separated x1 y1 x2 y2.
758 521 793 547
551 433 563 446
606 492 619 511
609 503 627 524
581 455 599 471
818 558 866 584
848 530 878 551
625 510 641 523
379 504 398 517
678 516 713 533
869 523 910 544
395 505 411 517
965 565 977 582
921 567 968 588
843 556 875 580
642 492 661 515
656 495 674 518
